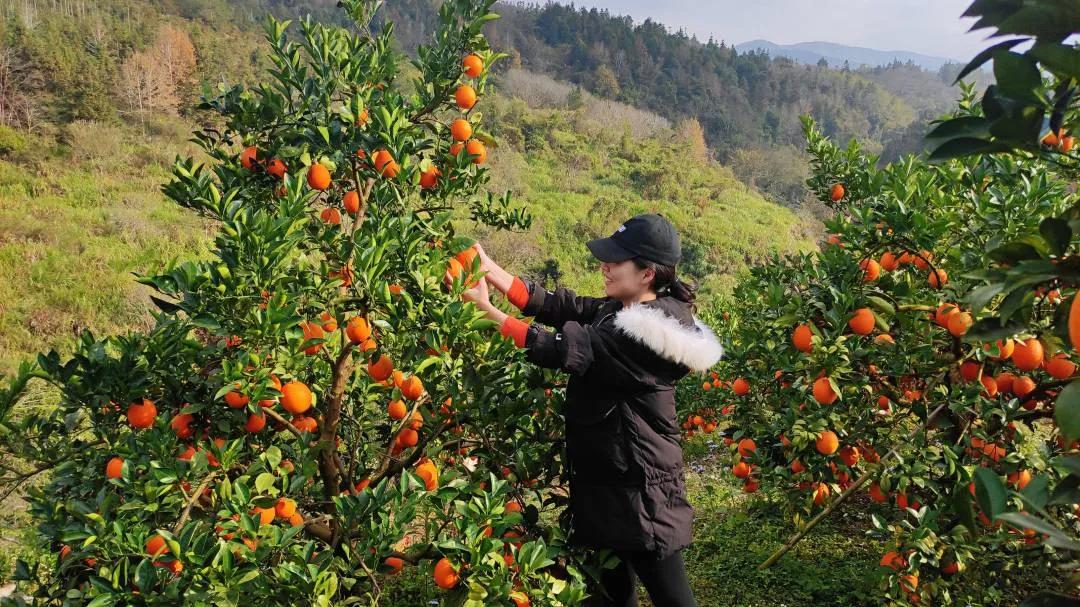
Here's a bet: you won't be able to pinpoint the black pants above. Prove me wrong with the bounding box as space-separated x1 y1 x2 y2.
589 549 697 607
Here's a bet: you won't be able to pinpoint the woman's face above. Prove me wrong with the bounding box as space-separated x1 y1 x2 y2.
601 260 654 299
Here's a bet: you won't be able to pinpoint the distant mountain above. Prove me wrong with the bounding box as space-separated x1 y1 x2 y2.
735 39 959 72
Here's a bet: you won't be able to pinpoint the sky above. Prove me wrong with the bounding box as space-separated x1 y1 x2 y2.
532 0 992 62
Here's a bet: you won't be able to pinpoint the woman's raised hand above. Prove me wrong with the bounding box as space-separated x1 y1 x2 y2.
472 242 514 294
461 275 492 309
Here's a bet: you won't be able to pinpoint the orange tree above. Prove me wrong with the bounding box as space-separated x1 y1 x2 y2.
679 82 1080 604
0 1 592 605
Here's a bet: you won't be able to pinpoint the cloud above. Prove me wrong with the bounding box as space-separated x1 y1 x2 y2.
534 0 989 62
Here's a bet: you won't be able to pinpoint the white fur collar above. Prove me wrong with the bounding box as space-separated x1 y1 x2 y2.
612 303 724 372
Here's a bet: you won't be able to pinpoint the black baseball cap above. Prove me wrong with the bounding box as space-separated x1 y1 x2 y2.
586 213 682 267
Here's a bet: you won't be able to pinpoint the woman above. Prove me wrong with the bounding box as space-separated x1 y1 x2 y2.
460 213 724 607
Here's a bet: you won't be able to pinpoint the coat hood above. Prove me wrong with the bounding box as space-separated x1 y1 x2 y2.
611 297 724 372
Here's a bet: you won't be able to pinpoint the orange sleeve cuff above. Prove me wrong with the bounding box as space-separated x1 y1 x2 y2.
500 316 529 348
507 277 529 310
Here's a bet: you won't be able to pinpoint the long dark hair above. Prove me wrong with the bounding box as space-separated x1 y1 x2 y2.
633 257 697 306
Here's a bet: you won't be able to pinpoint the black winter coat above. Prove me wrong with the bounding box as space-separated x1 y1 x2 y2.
515 280 725 558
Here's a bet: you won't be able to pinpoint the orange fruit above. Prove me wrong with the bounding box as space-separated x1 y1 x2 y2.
106 457 124 479
790 459 805 474
848 308 875 335
742 478 759 493
240 146 258 170
450 141 465 156
388 399 407 420
731 377 749 396
292 415 318 433
301 320 325 356
947 311 972 336
839 445 860 467
385 556 405 574
995 372 1015 394
879 251 898 271
127 398 157 429
454 85 477 110
280 381 312 414
792 324 813 353
1067 291 1080 352
372 149 399 178
275 498 297 519
813 482 830 505
346 316 372 344
701 381 711 391
830 183 845 202
254 506 275 526
288 512 304 527
266 158 287 179
928 268 948 288
320 207 341 225
1062 136 1075 153
170 413 194 439
900 573 919 593
737 438 756 458
1012 375 1036 397
433 557 459 589
869 482 888 503
397 428 419 448
244 412 266 433
401 375 424 400
465 139 486 164
1046 354 1077 379
415 459 440 490
450 118 473 141
816 430 839 455
934 303 960 327
732 461 751 478
1011 338 1044 371
984 338 1014 360
1043 131 1060 147
462 53 483 77
319 311 338 333
368 354 394 382
813 377 838 405
912 250 933 271
307 164 331 190
420 165 441 189
225 386 249 409
860 258 880 282
343 190 361 214
146 535 168 558
880 551 907 570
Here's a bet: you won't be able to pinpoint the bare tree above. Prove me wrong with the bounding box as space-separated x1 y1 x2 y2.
117 25 196 117
0 45 41 129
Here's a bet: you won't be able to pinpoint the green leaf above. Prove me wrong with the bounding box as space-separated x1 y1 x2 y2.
255 472 277 494
928 137 1011 162
974 466 1007 519
86 595 116 607
993 50 1042 103
1055 379 1080 442
953 39 1025 83
264 446 282 471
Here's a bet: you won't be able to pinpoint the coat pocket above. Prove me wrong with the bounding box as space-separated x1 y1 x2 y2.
564 400 636 482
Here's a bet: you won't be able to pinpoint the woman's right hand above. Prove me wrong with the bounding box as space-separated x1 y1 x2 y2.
471 241 515 294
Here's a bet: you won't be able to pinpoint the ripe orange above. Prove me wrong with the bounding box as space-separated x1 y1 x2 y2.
984 338 1014 360
838 445 860 467
320 207 341 225
465 139 487 164
259 374 282 408
1011 338 1044 371
301 320 325 355
1012 375 1036 397
813 377 838 405
947 311 972 336
127 398 157 429
225 386 250 409
415 458 440 490
356 107 369 125
702 381 711 391
433 557 459 589
419 165 441 189
934 303 960 327
146 535 168 558
928 268 948 288
732 461 751 478
879 251 898 271
450 141 465 156
1062 136 1075 153
729 377 749 396
170 413 194 439
1046 354 1076 379
275 498 297 519
462 53 483 77
813 482 830 505
742 478 759 493
292 415 318 433
401 376 424 400
307 164 331 190
848 308 874 335
792 324 813 353
737 438 756 458
454 85 477 110
288 512 304 527
368 354 394 382
790 459 805 474
1007 469 1032 489
880 550 907 570
106 457 124 479
900 573 919 593
869 482 888 503
860 258 880 282
319 311 338 332
830 183 845 202
385 556 405 574
346 316 372 344
280 381 313 414
388 399 407 420
912 249 932 271
254 506 276 526
450 118 473 141
372 149 400 178
397 428 419 448
240 146 258 170
816 430 839 455
244 412 266 433
1043 131 1060 147
343 190 361 214
267 158 287 179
